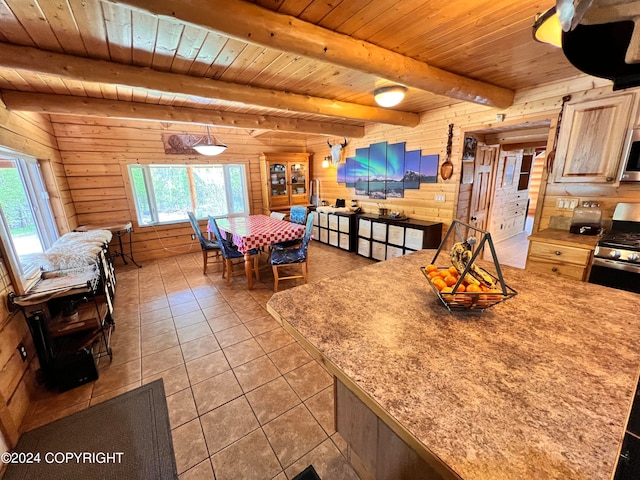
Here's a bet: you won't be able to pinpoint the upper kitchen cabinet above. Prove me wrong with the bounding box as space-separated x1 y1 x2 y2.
552 93 634 184
259 153 312 213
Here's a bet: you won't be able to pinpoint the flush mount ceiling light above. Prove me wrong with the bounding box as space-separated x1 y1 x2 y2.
192 125 227 156
533 7 562 48
373 85 407 107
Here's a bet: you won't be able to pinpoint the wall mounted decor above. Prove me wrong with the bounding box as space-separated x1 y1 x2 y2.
440 123 454 180
335 140 438 195
463 136 478 161
161 133 201 154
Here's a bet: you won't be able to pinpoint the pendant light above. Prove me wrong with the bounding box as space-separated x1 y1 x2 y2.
193 126 227 156
532 7 562 48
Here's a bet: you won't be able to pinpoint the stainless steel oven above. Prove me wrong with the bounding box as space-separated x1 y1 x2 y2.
588 203 640 293
622 129 640 181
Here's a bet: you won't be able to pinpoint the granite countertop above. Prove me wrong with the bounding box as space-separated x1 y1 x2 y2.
267 250 640 480
528 228 600 250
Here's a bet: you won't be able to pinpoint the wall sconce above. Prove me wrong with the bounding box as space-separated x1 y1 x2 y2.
192 125 228 156
532 7 562 48
321 156 330 168
374 85 407 107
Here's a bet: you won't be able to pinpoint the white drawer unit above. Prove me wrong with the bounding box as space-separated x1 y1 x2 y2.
371 241 386 261
339 233 350 250
372 222 387 242
404 227 424 251
315 212 357 252
355 215 443 261
358 237 371 257
387 225 405 246
312 226 320 241
339 216 351 233
359 218 371 238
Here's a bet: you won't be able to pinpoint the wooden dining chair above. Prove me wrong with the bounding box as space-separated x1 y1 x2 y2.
187 211 221 274
270 211 286 220
271 212 315 292
208 216 261 286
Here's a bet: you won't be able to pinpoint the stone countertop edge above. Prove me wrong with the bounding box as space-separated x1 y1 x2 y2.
266 249 640 480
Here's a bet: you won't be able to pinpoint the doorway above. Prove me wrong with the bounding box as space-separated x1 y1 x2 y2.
455 122 550 268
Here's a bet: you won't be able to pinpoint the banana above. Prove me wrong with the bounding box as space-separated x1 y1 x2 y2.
450 241 480 286
450 240 497 289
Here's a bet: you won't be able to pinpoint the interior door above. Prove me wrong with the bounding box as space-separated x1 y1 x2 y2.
469 145 499 235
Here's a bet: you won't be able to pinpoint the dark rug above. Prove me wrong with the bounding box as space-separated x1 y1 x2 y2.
292 464 321 480
3 379 177 480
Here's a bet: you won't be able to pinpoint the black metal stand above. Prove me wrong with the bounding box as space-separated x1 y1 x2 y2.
111 226 141 268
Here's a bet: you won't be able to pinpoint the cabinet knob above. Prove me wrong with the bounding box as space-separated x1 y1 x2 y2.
555 251 561 255
606 176 614 182
551 267 558 272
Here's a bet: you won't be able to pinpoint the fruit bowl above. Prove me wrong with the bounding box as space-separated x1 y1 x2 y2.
420 266 517 311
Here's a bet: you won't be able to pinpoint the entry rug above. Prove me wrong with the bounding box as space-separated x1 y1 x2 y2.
3 380 177 480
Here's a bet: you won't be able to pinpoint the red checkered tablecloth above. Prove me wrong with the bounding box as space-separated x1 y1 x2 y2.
213 215 306 254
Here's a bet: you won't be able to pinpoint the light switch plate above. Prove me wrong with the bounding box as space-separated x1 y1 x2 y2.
434 194 446 202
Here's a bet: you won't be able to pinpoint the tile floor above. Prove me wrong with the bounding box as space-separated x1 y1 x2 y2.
24 241 374 480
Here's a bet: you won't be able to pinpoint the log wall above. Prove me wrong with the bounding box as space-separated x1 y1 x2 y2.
50 117 308 262
308 76 640 234
0 107 68 453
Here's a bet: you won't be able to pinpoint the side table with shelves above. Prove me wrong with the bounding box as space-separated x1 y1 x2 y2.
313 211 357 252
10 250 115 391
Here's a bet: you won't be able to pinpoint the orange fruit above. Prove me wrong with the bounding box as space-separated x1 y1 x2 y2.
432 278 446 291
441 286 453 293
428 271 441 279
480 285 490 292
448 266 459 275
425 264 438 273
454 284 466 292
444 275 458 287
439 269 450 277
466 284 482 293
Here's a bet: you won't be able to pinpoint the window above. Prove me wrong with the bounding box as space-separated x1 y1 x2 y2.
0 149 59 294
128 164 249 225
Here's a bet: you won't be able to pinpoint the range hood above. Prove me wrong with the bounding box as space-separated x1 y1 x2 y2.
562 20 640 90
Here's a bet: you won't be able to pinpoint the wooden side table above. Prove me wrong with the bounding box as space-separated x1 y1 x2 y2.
75 222 141 268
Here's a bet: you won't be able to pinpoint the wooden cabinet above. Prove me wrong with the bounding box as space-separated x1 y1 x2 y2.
356 215 442 261
526 230 597 281
259 152 312 213
312 211 356 252
552 93 633 184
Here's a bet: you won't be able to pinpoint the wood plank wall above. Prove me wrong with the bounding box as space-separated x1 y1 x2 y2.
0 107 68 451
308 76 640 235
49 117 308 263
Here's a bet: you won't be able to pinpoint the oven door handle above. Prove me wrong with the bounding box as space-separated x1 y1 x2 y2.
592 257 640 274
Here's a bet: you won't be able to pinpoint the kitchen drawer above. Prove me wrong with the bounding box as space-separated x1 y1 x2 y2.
526 257 586 281
529 241 591 266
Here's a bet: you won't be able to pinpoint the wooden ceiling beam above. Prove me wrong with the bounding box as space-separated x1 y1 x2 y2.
0 91 365 138
107 0 515 109
0 43 418 127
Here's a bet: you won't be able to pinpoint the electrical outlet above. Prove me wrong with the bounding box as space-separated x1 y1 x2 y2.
434 194 446 203
191 234 196 240
17 343 27 362
556 197 580 210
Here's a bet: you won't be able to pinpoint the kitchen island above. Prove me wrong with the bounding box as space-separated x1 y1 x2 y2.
266 249 640 480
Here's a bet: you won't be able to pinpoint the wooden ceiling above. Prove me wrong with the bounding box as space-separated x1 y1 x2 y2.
0 0 581 138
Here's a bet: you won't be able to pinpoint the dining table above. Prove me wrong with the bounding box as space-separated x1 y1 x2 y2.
213 214 306 289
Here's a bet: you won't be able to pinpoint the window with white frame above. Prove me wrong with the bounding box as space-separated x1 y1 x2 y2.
127 164 250 225
0 149 59 294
